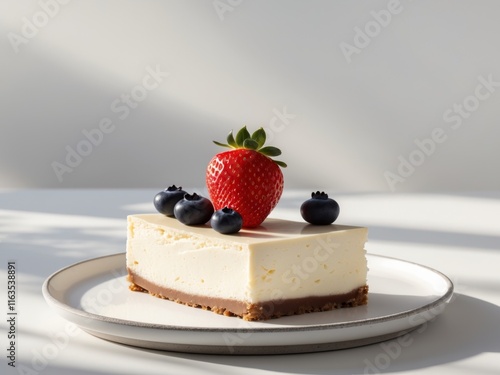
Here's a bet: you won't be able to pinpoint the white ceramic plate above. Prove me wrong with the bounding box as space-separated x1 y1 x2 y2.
42 253 453 355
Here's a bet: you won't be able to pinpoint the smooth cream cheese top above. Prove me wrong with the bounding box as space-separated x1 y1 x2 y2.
128 214 365 244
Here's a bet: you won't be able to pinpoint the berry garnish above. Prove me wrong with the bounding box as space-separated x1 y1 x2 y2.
173 193 214 225
206 126 286 228
153 185 187 216
300 191 340 225
210 207 243 234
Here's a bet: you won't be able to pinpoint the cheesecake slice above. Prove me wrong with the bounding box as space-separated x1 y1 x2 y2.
126 214 368 321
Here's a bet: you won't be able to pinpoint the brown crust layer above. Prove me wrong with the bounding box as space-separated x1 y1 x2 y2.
127 269 368 321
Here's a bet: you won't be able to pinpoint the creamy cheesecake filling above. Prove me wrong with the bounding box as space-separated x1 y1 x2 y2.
126 214 368 320
128 237 249 301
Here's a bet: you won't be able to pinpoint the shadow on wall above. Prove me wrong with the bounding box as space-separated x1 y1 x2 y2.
0 50 231 189
3 1 500 191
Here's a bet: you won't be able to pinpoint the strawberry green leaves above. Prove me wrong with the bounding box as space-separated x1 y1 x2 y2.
212 126 287 168
235 126 251 146
243 138 259 150
251 127 266 149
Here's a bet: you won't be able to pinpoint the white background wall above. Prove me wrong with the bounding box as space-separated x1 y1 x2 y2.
1 0 499 192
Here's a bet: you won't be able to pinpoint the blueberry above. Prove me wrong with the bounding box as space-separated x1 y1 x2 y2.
174 193 214 225
210 207 243 234
300 191 340 225
154 185 187 216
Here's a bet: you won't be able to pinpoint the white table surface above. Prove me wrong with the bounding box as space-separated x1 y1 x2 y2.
1 189 499 375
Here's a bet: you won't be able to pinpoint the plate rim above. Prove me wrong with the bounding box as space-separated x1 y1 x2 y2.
42 252 454 334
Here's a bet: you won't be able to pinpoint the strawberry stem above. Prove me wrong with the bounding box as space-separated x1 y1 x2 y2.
212 126 287 168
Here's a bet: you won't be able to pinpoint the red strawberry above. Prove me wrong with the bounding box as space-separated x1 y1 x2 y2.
206 126 286 228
